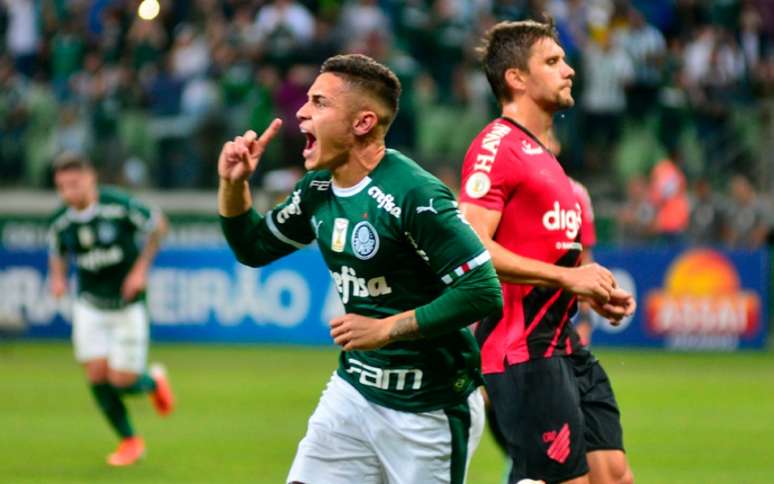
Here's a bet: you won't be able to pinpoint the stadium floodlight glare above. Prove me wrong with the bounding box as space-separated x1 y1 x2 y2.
138 0 160 20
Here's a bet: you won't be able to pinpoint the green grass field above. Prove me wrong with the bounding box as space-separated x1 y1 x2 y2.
1 342 773 483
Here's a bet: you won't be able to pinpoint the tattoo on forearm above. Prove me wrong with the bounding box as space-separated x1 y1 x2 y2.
389 316 420 342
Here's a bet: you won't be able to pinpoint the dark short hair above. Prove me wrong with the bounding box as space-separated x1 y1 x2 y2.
321 54 401 128
477 18 560 104
52 152 93 173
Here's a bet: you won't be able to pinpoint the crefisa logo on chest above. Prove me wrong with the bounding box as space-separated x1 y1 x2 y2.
351 221 379 260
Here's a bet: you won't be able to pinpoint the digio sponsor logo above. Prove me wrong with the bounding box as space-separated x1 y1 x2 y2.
542 201 582 239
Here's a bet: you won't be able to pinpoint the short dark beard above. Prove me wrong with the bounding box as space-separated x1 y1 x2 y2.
538 94 574 113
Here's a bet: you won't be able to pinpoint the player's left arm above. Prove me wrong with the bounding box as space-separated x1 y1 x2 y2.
122 203 169 301
330 184 503 350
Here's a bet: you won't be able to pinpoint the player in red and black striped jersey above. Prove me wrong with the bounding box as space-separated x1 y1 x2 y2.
459 20 636 484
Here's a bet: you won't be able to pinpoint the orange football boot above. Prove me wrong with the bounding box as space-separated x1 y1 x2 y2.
107 436 145 466
149 363 175 416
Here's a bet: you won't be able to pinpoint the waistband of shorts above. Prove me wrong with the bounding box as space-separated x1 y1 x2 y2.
79 293 128 310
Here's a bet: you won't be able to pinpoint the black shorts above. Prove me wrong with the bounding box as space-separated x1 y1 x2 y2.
484 350 623 483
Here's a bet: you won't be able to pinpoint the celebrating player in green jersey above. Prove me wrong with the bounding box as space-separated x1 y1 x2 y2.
48 152 174 467
219 54 503 484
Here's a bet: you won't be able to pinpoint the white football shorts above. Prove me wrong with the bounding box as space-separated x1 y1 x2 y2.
287 372 485 484
72 298 149 373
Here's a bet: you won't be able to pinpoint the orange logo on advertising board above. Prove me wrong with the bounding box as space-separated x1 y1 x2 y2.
645 249 760 336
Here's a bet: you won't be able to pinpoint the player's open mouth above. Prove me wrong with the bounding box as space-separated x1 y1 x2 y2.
303 132 317 157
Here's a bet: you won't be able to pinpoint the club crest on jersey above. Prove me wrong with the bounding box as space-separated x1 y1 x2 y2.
522 140 544 155
332 218 349 252
465 172 491 199
351 221 379 260
98 222 117 244
78 225 95 248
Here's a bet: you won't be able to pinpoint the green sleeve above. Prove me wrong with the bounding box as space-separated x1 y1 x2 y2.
415 262 503 338
220 176 317 267
127 196 156 232
47 226 65 257
47 209 67 257
220 208 306 267
401 181 489 285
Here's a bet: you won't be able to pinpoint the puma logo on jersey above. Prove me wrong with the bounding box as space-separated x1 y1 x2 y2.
416 198 437 215
330 265 392 304
543 201 582 239
310 216 323 237
367 186 401 218
522 140 544 155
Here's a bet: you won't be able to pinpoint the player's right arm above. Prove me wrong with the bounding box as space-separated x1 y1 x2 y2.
462 203 634 322
47 224 67 298
49 254 68 298
218 120 317 267
460 203 614 298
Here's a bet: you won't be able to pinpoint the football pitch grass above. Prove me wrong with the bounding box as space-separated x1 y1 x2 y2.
1 342 773 483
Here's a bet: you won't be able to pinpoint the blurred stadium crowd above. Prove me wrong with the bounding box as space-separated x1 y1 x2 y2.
1 0 773 245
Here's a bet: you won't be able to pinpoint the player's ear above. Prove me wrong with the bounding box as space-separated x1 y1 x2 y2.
352 110 379 137
504 67 527 92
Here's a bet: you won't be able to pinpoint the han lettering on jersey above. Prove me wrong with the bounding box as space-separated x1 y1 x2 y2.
464 122 511 199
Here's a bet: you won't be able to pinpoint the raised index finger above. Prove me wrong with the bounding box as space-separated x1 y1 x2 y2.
250 118 283 156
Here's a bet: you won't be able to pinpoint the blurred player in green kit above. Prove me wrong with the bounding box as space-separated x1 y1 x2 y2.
48 152 174 466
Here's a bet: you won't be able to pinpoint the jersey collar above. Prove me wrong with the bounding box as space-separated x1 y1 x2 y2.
331 175 372 198
66 202 99 223
499 116 554 156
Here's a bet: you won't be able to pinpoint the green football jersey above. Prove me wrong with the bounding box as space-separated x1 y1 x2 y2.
247 150 491 412
48 187 159 309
